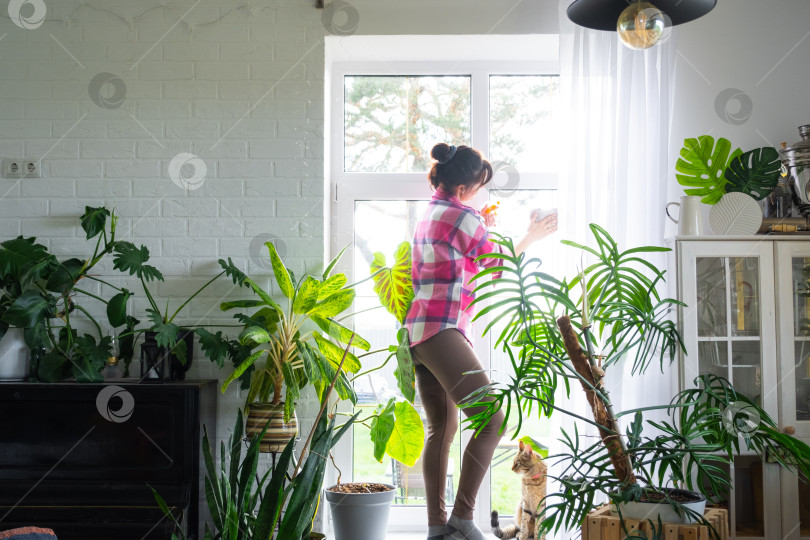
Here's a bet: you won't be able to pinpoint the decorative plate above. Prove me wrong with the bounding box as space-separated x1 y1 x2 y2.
708 192 763 235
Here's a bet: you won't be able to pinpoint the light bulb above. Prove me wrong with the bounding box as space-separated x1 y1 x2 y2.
617 1 668 50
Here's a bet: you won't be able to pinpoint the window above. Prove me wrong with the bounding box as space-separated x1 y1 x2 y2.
328 35 560 532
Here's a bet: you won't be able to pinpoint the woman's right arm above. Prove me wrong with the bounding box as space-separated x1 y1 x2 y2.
514 212 557 255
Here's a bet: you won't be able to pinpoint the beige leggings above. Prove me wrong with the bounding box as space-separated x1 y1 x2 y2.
411 329 505 525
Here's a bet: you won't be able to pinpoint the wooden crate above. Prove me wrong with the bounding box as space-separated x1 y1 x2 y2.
581 505 729 540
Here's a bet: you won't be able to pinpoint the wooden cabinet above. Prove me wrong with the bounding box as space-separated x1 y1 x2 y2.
0 380 217 539
673 238 808 540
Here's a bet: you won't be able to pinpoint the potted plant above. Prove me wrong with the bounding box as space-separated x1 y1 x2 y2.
0 207 138 382
325 241 422 540
110 238 246 381
152 337 360 540
463 224 810 537
211 242 424 462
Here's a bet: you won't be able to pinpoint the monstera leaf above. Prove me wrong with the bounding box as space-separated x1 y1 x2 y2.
370 242 414 324
724 147 781 201
676 136 742 204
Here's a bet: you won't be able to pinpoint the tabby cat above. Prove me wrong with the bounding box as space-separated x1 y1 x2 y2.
491 440 547 540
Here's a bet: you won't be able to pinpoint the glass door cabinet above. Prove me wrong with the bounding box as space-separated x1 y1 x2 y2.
675 238 808 540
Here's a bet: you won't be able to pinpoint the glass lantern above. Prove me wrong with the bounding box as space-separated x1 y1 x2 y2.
139 339 167 383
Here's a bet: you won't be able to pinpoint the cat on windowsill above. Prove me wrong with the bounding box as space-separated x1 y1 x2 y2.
491 440 547 540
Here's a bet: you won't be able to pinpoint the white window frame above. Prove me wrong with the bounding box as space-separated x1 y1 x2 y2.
326 36 560 533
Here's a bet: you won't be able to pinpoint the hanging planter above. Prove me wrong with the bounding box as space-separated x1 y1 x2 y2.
245 402 298 452
325 483 395 540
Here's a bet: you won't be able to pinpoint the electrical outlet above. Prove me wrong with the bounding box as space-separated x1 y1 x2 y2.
3 158 41 178
23 160 41 178
3 158 22 178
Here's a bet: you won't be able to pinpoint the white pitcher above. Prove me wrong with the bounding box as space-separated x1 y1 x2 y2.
666 195 705 236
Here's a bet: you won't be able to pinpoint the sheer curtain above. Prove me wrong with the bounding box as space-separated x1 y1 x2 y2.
548 4 679 538
556 0 678 413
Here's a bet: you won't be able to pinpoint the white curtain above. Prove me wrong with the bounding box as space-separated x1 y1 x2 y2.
556 0 679 415
548 4 679 538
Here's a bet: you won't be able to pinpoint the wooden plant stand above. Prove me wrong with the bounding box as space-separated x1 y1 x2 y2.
581 505 729 540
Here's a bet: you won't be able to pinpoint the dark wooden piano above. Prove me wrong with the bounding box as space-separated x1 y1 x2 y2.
0 380 217 539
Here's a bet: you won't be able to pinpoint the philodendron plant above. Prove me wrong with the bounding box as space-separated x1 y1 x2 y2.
111 236 246 368
463 224 810 538
0 207 139 381
212 242 425 467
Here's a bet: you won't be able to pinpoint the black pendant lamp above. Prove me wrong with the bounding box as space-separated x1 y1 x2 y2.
567 0 716 49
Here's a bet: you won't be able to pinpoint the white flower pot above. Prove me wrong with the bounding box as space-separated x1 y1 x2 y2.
611 488 707 525
325 484 395 540
0 327 29 380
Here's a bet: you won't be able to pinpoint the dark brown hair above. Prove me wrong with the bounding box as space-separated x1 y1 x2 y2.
428 143 493 193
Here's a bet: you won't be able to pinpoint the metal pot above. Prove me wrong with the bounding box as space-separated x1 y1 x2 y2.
779 125 810 210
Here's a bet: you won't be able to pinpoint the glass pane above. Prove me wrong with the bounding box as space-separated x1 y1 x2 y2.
489 75 559 173
734 455 765 537
730 257 760 337
486 190 559 514
794 258 810 422
731 341 762 402
698 341 728 380
792 257 810 337
353 402 462 508
344 76 471 172
486 190 561 276
795 342 810 421
696 257 727 337
352 200 463 507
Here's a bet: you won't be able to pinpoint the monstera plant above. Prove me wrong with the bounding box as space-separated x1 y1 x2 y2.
212 242 424 467
463 225 810 538
0 207 138 381
676 135 782 204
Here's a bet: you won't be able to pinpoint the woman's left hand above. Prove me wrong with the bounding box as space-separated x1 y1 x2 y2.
481 202 499 227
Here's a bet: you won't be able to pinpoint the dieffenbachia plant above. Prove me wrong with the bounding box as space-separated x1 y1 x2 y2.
212 241 424 467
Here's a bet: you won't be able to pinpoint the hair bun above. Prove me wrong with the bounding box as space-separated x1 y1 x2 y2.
432 143 457 165
431 143 452 163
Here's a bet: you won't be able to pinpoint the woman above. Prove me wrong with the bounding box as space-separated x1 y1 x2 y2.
405 143 557 540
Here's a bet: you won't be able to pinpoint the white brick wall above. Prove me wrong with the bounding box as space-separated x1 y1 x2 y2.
0 0 329 532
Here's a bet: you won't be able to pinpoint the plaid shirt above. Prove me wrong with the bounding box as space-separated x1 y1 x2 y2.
405 188 503 346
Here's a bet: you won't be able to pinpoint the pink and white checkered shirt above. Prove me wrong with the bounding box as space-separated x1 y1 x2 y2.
405 188 504 346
